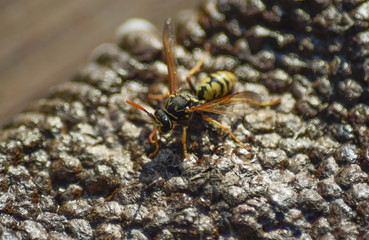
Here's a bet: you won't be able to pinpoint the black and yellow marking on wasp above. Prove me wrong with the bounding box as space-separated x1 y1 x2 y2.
197 71 237 101
163 93 199 122
126 18 280 160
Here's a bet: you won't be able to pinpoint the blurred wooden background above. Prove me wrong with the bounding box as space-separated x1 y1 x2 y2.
0 0 199 126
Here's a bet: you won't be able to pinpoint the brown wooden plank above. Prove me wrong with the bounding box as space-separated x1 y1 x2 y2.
0 0 199 125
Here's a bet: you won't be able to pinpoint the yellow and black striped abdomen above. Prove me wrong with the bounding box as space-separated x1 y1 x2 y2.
197 71 237 101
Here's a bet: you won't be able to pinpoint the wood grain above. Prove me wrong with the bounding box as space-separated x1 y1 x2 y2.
0 0 199 126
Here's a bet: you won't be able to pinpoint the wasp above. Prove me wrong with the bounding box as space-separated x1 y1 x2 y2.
126 18 280 160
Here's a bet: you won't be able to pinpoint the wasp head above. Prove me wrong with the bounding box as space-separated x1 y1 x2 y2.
154 109 173 133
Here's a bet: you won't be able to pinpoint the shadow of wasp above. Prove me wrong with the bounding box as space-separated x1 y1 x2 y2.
126 18 280 160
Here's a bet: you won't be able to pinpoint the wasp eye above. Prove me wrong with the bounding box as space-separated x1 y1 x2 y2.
154 110 172 133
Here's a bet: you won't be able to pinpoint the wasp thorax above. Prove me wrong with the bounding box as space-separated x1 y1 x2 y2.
154 109 172 133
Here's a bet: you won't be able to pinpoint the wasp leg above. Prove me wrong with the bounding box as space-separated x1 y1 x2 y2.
148 127 159 157
202 116 251 150
182 125 190 160
186 47 210 94
148 92 170 100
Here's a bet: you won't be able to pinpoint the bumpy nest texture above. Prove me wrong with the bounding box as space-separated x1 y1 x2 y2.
1 0 369 239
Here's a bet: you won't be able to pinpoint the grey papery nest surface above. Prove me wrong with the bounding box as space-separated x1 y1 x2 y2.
1 0 369 239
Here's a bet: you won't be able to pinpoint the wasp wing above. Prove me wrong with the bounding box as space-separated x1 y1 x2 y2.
189 91 280 115
163 18 178 95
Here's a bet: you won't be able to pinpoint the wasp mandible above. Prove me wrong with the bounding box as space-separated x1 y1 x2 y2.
126 18 280 160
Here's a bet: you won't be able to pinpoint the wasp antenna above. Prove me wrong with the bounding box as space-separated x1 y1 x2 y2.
148 127 158 144
148 127 159 157
126 100 155 121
